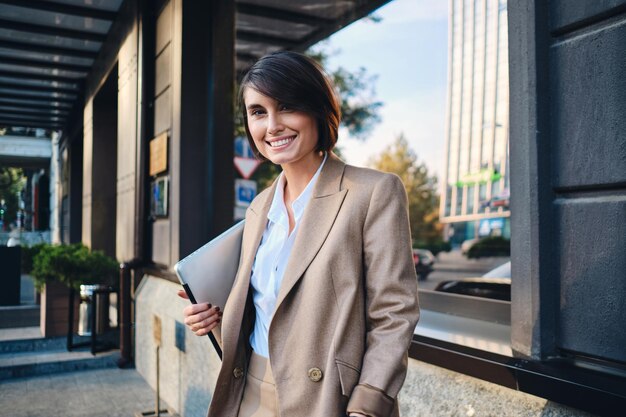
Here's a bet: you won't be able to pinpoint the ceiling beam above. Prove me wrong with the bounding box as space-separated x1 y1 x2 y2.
0 39 98 59
0 18 106 42
237 51 261 62
0 0 117 21
0 112 65 121
0 108 68 119
236 29 298 48
0 118 62 129
236 3 333 26
0 81 79 95
0 69 82 85
0 106 69 116
0 98 72 110
0 55 90 73
0 92 77 102
0 92 75 104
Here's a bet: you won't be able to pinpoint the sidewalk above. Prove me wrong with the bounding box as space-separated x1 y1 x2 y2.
0 276 173 417
0 367 160 417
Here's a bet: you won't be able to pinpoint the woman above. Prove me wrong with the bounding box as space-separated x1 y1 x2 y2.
180 51 419 417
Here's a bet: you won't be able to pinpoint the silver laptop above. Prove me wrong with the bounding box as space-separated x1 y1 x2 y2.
174 220 244 309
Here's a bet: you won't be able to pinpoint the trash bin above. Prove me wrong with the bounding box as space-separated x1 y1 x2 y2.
0 246 21 306
77 284 111 336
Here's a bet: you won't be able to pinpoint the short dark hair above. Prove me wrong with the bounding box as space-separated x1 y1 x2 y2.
238 51 341 161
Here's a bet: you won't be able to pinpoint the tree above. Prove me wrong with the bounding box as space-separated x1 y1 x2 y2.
0 167 25 230
368 134 444 249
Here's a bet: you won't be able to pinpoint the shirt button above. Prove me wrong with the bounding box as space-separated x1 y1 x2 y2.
308 367 323 382
233 367 244 379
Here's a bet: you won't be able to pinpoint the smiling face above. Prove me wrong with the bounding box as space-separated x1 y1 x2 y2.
244 87 321 169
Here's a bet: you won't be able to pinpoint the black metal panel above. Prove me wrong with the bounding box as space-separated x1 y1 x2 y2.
0 107 69 117
0 39 98 58
0 69 82 85
556 196 626 363
0 98 71 110
0 93 74 104
0 82 79 95
0 55 90 73
236 3 333 25
0 18 107 42
0 0 117 20
0 118 62 128
550 0 626 35
410 336 626 417
550 21 626 189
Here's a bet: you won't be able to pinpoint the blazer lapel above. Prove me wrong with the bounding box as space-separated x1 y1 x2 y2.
221 179 275 363
274 153 348 314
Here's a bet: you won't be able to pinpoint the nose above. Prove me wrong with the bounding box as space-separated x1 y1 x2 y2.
267 112 284 135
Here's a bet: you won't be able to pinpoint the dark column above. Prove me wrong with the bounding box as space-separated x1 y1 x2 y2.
91 67 118 258
509 1 626 363
178 0 235 258
69 127 83 244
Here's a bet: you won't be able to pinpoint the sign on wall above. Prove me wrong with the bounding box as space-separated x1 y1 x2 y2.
149 132 168 177
151 176 168 217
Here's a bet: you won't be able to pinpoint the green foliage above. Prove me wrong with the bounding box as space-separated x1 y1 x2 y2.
31 243 118 292
414 239 451 257
467 236 511 259
20 243 47 274
306 46 382 140
369 134 442 245
0 167 25 228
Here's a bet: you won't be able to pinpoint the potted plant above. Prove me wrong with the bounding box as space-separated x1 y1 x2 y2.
32 243 118 337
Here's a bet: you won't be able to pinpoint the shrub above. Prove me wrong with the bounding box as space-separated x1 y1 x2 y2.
31 243 118 292
467 236 510 258
20 243 47 274
413 239 452 257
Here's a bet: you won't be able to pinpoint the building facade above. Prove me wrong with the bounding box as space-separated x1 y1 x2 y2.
440 0 510 245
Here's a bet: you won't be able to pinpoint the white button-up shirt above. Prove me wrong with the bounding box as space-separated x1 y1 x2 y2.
249 153 328 358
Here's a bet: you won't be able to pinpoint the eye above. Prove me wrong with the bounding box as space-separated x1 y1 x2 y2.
249 108 265 117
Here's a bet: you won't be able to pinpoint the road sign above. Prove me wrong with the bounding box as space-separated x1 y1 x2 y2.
235 179 256 207
234 136 255 158
234 156 261 179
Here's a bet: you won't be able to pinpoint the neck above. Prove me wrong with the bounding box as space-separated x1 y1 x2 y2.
281 151 324 201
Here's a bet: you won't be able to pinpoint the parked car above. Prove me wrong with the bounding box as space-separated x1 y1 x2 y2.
460 238 480 255
413 249 435 281
434 261 511 301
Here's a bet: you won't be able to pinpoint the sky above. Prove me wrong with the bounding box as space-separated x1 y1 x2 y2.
313 0 449 180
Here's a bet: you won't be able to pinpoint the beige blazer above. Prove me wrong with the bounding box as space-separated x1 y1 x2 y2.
208 152 419 417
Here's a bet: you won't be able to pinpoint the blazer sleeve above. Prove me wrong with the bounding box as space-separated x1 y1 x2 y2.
346 173 420 417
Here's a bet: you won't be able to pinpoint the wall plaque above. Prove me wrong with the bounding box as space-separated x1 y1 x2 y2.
149 132 168 176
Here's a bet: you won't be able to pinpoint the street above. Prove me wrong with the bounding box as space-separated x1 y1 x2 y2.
418 250 510 291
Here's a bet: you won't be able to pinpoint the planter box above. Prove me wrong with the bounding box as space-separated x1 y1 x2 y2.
40 282 79 338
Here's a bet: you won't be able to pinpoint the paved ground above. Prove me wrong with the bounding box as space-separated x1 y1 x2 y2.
0 367 168 417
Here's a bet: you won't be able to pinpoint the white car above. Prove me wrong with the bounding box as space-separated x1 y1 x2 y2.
460 238 480 255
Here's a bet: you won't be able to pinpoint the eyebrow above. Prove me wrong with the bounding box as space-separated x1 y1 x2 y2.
246 103 264 111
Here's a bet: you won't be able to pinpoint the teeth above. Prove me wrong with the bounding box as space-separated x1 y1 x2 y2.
269 137 294 147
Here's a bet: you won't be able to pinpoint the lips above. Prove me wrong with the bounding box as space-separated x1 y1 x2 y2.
267 135 296 148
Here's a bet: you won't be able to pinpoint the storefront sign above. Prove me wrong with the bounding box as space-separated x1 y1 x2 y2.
456 169 501 187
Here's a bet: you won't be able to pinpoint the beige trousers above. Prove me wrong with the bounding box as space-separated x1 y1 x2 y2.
238 351 279 417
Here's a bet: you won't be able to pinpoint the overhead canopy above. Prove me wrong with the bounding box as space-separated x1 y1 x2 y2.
0 0 390 132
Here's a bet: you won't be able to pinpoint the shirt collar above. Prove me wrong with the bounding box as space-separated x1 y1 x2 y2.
267 152 328 228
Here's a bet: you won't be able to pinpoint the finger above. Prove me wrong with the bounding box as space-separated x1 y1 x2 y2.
183 303 211 317
190 311 221 332
185 307 222 328
177 290 189 299
194 319 221 336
